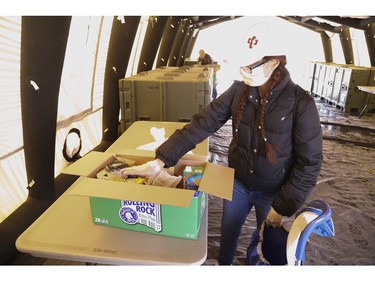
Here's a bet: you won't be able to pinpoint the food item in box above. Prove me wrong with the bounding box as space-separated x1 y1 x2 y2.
97 166 146 184
95 159 145 184
106 161 129 173
104 158 133 179
183 166 205 190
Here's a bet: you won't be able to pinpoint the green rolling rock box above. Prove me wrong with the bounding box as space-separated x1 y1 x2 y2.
90 191 206 240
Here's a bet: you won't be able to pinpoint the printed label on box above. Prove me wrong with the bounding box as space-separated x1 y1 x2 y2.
183 166 205 190
118 200 162 232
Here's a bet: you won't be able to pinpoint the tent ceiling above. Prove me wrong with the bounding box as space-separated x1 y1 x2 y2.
280 16 375 33
183 16 375 33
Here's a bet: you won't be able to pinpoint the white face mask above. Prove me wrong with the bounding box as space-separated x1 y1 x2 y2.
239 59 280 87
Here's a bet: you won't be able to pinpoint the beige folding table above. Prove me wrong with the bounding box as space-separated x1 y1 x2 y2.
15 182 208 265
16 121 210 265
357 86 375 118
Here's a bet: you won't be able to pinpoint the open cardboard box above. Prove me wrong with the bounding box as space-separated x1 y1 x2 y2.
62 149 234 240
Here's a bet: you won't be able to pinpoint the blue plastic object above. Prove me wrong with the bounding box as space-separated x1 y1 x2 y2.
294 200 335 265
246 200 334 266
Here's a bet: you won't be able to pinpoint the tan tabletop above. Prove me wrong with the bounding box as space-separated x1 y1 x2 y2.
106 120 209 159
16 121 210 265
16 180 208 265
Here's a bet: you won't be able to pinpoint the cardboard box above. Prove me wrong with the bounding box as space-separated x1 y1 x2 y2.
63 149 234 240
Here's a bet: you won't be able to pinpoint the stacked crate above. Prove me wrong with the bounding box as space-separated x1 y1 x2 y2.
119 66 214 132
305 61 316 94
336 66 371 112
308 62 373 113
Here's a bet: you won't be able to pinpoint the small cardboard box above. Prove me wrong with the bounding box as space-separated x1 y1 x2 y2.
63 149 234 240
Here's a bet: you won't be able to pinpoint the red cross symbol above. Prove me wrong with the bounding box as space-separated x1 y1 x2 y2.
247 36 258 49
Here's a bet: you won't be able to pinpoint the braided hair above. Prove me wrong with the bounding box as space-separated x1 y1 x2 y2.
234 55 288 165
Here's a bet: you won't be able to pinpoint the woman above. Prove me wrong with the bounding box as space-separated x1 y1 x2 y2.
121 55 323 265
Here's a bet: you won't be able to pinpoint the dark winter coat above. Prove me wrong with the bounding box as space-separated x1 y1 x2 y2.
198 53 213 65
156 73 323 217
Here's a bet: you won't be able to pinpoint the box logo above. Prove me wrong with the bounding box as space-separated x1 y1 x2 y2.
119 200 162 232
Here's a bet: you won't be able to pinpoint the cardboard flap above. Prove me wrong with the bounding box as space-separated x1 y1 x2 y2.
116 148 208 162
198 162 234 200
68 177 196 207
62 151 114 177
180 153 208 162
116 149 155 160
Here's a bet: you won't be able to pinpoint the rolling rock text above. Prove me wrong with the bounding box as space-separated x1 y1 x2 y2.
119 200 162 232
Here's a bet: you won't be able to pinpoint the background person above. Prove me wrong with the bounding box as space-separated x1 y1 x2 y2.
198 49 213 65
197 49 219 100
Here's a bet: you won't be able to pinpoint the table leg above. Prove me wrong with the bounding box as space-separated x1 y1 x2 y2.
359 92 371 119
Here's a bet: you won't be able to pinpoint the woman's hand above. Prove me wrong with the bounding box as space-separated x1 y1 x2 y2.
266 207 283 228
120 159 165 184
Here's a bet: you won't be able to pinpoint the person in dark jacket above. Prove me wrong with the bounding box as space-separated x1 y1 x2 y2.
198 49 213 65
121 55 323 265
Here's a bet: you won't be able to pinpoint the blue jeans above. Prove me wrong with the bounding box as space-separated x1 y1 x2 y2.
217 178 278 265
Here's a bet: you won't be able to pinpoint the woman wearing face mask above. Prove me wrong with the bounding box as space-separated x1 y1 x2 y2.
121 54 323 265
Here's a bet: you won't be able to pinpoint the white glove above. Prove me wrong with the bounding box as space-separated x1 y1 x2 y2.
151 171 182 188
120 159 165 185
265 207 283 228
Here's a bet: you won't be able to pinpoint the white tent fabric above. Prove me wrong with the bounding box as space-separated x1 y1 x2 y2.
0 16 113 223
0 16 27 223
